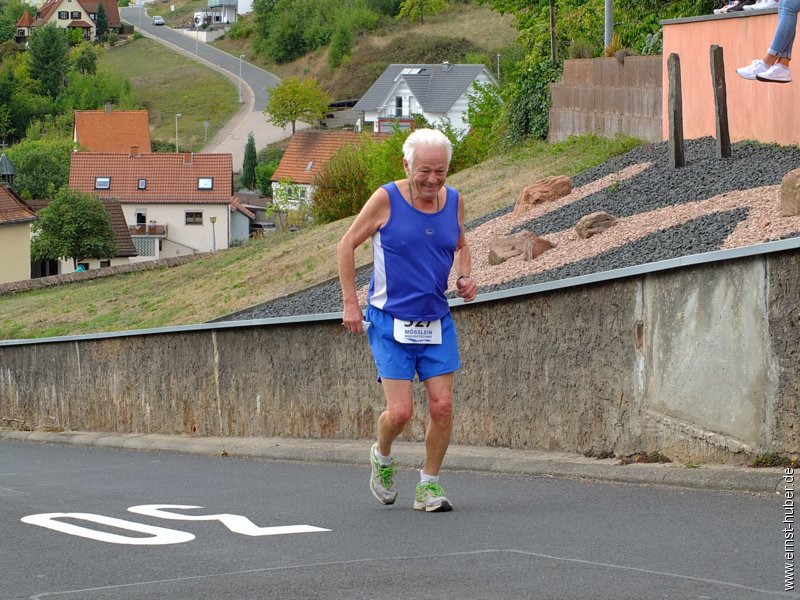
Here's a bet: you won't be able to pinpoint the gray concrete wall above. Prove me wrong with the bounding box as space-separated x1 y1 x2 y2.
1 248 798 464
549 56 663 143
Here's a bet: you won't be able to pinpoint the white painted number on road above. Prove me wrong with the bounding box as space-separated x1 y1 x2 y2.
127 504 330 536
21 505 330 545
20 513 195 545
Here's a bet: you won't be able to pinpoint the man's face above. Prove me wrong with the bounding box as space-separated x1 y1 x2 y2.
406 145 449 201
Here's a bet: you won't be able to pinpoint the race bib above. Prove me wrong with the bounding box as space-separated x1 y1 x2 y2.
393 318 442 345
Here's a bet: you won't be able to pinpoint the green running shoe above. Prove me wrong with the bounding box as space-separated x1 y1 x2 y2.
369 443 397 505
413 481 453 512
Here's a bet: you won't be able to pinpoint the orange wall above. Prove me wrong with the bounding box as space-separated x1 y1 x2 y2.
662 11 800 145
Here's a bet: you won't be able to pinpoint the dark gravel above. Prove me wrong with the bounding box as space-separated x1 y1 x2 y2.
223 138 799 322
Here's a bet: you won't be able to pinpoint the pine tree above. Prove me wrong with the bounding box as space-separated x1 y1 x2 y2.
96 2 109 39
241 132 257 190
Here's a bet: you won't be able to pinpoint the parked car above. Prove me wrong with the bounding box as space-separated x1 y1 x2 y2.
152 16 165 25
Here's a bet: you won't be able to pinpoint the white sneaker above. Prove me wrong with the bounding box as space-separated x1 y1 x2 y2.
736 59 769 80
757 63 792 83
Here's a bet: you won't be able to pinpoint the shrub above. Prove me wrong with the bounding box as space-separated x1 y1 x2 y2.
107 32 118 47
312 142 373 223
505 59 563 142
227 19 254 40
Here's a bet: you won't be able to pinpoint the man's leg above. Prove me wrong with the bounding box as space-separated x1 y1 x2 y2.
412 373 454 512
421 373 454 476
369 378 413 505
377 378 414 456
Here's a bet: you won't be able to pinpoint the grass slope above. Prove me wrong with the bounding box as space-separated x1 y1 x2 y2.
212 3 517 99
0 136 641 340
99 38 239 151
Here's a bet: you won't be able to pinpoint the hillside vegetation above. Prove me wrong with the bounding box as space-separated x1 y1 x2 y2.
0 136 640 340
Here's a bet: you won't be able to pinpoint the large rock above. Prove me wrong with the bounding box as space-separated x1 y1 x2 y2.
513 176 572 215
489 232 554 265
781 169 800 217
576 211 618 239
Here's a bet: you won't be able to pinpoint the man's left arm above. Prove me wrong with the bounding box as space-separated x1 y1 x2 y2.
454 192 477 302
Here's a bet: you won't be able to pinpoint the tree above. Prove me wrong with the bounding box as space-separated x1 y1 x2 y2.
398 0 446 23
241 132 257 189
28 23 69 98
72 43 97 75
6 138 73 199
264 77 332 134
31 188 117 268
96 2 109 39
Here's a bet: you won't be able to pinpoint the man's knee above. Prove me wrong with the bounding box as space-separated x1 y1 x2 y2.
387 404 413 427
428 392 453 422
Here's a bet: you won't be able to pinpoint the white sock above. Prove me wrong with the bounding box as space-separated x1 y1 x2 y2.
374 446 393 466
420 470 439 484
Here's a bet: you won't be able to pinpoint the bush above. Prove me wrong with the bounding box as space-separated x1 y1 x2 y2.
227 19 254 40
311 142 373 223
107 32 118 47
505 59 563 142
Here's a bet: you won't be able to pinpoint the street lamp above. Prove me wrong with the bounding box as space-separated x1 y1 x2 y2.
194 17 199 59
209 215 217 253
174 113 182 153
238 54 245 104
203 120 209 146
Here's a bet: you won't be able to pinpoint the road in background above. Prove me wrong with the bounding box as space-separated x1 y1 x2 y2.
2 440 789 600
119 6 297 170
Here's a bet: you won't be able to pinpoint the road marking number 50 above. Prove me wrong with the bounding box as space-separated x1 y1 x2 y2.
21 504 331 545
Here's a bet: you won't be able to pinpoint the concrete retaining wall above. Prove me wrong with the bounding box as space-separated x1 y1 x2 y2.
1 247 798 464
548 56 663 143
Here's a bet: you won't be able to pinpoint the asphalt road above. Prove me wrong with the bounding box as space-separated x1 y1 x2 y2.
1 439 792 600
119 6 277 111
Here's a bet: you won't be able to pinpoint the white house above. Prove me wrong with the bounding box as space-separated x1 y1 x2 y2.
69 151 253 262
353 62 498 137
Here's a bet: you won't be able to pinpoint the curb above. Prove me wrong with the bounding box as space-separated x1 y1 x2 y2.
0 430 784 495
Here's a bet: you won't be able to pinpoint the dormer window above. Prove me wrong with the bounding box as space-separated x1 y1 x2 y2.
95 177 110 189
197 177 213 190
90 12 96 19
137 178 147 190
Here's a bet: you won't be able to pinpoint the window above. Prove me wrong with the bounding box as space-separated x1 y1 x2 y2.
197 177 213 190
89 12 96 19
99 260 110 268
58 11 68 19
17 29 25 36
71 11 81 19
95 177 110 189
137 178 147 190
185 211 203 225
135 210 146 225
395 96 403 117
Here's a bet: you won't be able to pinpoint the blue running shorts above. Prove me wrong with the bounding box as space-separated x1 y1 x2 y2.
365 305 461 382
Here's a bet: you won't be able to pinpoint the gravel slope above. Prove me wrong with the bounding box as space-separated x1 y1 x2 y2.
226 137 800 321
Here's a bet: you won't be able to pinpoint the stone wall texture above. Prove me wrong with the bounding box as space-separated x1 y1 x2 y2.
1 250 798 464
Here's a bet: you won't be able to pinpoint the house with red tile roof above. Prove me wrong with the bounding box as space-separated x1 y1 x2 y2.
69 151 252 259
16 0 121 45
74 108 151 154
270 129 388 206
0 185 37 284
26 197 138 276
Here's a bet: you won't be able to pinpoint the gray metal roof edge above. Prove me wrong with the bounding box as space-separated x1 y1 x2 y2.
2 237 798 347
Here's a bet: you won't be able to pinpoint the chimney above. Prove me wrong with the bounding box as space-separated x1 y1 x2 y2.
104 103 112 115
129 145 140 158
442 61 452 72
183 152 193 165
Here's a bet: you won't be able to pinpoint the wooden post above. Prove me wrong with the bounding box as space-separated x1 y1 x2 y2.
710 45 731 159
668 53 685 169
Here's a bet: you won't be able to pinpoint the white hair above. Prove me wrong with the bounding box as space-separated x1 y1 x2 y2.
403 128 452 172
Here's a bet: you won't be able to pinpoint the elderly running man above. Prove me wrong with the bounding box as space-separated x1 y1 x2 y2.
337 128 477 512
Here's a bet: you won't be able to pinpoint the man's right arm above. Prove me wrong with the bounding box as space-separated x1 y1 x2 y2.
336 187 390 333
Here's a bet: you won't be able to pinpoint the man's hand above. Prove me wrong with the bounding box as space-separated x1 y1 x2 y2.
342 302 366 334
456 276 477 302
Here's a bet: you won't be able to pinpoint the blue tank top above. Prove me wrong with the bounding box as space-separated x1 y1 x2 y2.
368 182 461 321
